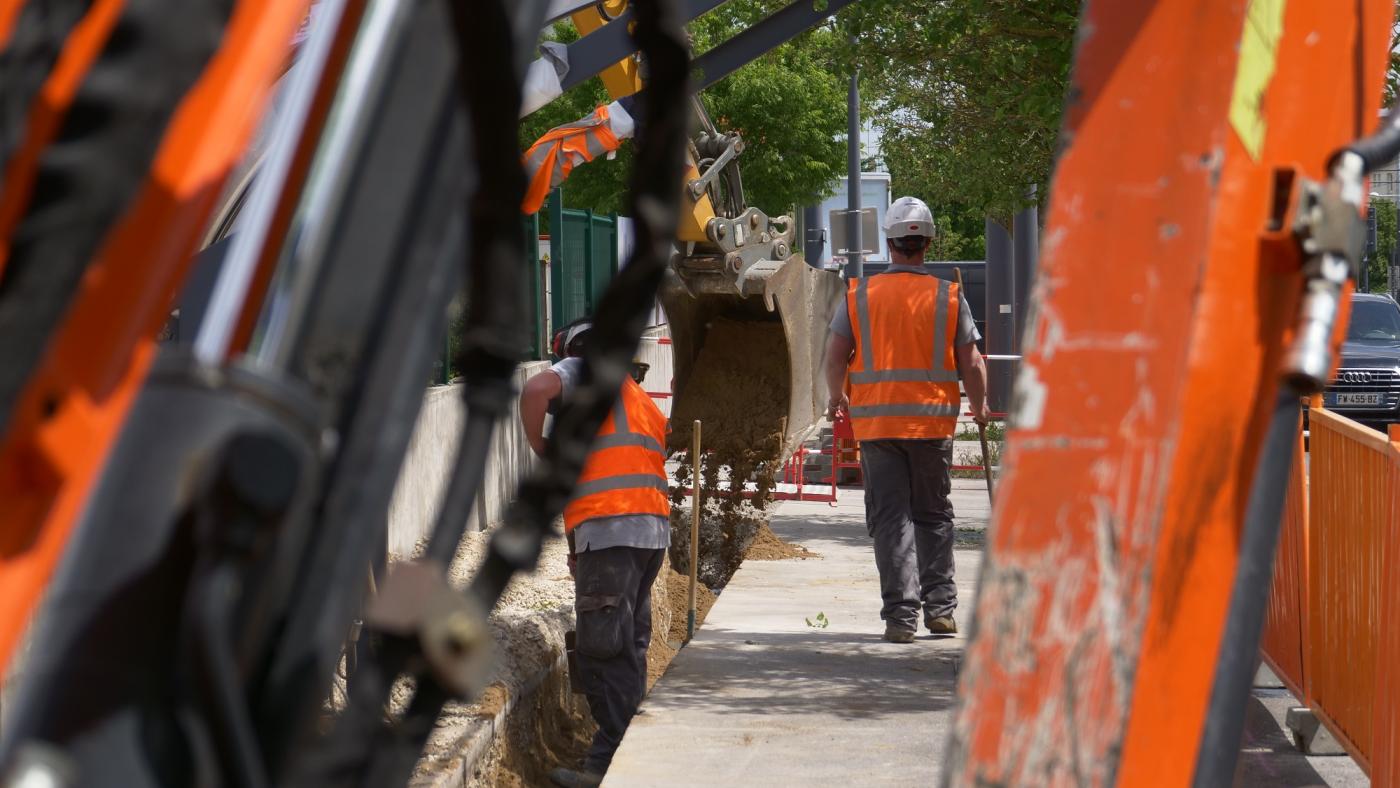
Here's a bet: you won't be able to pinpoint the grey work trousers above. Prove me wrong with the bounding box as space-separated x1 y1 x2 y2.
573 545 665 774
859 438 957 630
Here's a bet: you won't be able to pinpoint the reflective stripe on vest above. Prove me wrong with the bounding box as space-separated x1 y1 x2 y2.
846 274 961 441
564 378 670 532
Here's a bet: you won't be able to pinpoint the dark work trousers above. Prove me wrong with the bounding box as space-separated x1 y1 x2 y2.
574 545 665 774
858 438 957 631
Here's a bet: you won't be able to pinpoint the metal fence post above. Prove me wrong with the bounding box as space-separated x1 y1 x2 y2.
524 212 543 359
549 188 566 332
1365 201 1377 292
1012 184 1038 353
985 217 1014 415
845 48 863 279
803 204 824 265
583 208 595 313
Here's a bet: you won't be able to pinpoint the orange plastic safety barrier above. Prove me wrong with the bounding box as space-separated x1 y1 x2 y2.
1376 423 1400 787
1302 409 1400 776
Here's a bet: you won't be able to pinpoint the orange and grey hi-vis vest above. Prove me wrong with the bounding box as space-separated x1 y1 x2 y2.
563 376 670 532
845 273 962 441
521 104 622 214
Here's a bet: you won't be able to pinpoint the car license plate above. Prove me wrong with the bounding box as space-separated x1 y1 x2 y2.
1335 392 1383 406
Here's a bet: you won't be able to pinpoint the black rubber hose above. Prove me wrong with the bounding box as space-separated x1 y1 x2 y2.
301 1 688 781
466 0 689 614
1339 96 1400 174
421 0 547 567
1191 390 1301 788
292 2 544 783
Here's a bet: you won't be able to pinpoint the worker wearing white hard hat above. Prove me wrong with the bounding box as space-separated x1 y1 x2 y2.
823 195 990 643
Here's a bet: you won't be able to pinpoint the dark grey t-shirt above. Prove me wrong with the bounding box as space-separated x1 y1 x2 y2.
829 264 981 345
550 358 670 552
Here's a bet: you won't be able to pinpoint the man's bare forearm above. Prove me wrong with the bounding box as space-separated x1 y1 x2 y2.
824 333 854 405
519 370 562 457
957 342 989 414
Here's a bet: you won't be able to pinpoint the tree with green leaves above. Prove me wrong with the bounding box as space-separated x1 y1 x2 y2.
847 0 1079 229
1371 198 1395 294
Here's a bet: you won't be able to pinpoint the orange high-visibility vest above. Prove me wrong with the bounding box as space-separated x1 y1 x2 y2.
564 376 670 532
845 273 962 441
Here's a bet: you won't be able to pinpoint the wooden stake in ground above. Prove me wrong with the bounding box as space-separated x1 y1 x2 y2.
687 419 701 641
954 267 994 502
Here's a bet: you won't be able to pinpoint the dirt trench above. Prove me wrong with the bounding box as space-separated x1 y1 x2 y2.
473 319 817 783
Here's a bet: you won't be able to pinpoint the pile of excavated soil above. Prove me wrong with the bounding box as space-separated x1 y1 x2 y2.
670 318 789 525
745 522 818 561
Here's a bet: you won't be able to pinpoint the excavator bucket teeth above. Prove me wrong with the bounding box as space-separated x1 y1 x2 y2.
662 255 844 466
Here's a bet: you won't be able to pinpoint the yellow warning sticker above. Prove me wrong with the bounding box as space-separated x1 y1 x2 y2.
1229 0 1288 160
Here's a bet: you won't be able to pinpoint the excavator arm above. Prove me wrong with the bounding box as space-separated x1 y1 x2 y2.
520 0 861 466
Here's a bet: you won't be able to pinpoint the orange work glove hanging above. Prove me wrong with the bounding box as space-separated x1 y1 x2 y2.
521 104 622 215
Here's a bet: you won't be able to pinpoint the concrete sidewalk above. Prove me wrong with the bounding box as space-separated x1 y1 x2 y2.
606 485 1367 786
606 493 978 786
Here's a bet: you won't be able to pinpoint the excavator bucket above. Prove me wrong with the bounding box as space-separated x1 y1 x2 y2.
663 252 844 467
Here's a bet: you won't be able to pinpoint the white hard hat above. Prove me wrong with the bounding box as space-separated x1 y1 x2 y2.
884 196 935 238
564 321 592 349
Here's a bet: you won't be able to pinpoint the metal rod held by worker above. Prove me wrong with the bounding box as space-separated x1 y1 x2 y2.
955 267 994 502
688 419 701 641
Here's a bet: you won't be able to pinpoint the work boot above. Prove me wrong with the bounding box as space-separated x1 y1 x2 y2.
549 767 604 788
883 624 916 643
926 615 957 635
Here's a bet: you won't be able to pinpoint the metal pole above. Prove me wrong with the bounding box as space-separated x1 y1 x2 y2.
845 51 862 278
1393 197 1400 298
687 420 701 641
1364 201 1376 293
803 204 825 266
984 217 1014 415
1012 185 1038 353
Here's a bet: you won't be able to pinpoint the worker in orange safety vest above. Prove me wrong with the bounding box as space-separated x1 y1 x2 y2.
518 318 669 788
823 196 990 643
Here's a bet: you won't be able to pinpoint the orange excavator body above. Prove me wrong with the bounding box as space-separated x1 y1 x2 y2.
0 0 313 674
946 1 1393 785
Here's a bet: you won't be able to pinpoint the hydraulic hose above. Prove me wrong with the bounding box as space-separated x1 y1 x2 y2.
1338 97 1400 173
1190 391 1301 788
1192 96 1400 786
302 1 688 781
466 0 689 616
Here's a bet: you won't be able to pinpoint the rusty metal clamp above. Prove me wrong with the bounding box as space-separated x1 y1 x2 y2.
365 562 494 698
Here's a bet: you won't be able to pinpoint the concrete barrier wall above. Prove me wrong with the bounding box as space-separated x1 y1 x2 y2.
388 361 549 557
388 327 676 557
